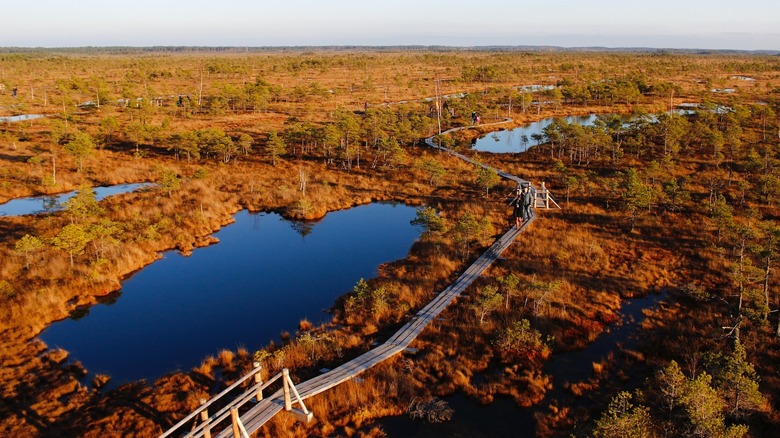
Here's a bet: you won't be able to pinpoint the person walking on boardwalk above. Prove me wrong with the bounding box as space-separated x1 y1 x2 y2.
509 186 523 228
521 183 534 223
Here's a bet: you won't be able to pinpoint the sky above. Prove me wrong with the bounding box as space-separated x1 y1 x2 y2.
1 0 778 51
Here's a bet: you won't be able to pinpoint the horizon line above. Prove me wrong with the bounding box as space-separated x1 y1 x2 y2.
1 44 778 55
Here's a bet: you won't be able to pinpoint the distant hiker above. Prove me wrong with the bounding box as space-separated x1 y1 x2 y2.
508 186 523 228
12 87 17 98
521 183 534 223
471 111 477 125
443 101 453 117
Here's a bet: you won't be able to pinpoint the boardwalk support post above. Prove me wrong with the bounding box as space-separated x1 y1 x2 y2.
198 398 211 438
230 407 249 438
253 362 263 402
230 407 241 438
282 368 314 423
282 368 292 411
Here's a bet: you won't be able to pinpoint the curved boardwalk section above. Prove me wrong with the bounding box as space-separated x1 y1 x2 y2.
163 120 536 438
426 119 529 187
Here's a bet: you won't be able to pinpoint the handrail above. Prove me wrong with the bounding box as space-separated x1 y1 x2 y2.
184 372 283 438
159 364 263 438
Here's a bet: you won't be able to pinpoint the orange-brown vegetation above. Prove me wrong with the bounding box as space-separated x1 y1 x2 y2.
1 48 779 437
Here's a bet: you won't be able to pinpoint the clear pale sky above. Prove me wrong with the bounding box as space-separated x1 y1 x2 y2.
1 0 778 51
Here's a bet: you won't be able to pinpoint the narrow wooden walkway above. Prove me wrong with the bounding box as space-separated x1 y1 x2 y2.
426 119 529 187
208 221 534 437
164 118 536 438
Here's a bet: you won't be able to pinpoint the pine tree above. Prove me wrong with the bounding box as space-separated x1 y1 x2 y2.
15 234 44 269
51 223 92 267
265 131 286 166
715 341 765 417
593 391 652 438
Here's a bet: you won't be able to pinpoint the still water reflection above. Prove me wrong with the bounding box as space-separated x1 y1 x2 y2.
473 114 608 154
40 203 422 384
0 183 151 216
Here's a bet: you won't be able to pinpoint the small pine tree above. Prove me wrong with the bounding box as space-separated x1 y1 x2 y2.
64 186 103 222
64 131 95 171
593 391 652 438
266 131 286 166
655 360 686 413
716 340 765 417
472 285 502 324
475 165 500 196
410 206 446 238
51 223 92 267
681 372 747 438
158 169 181 197
15 234 45 269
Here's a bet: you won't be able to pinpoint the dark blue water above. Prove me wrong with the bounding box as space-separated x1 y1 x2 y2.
0 183 151 216
380 393 535 437
473 114 607 153
40 203 421 384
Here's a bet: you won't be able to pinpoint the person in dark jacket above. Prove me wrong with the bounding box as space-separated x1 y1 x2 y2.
509 187 523 228
521 184 534 223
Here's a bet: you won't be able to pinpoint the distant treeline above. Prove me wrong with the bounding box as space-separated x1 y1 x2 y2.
0 45 778 56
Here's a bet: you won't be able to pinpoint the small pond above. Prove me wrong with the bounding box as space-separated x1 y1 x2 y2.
378 291 666 437
473 114 611 154
40 203 422 384
0 183 151 216
0 114 45 123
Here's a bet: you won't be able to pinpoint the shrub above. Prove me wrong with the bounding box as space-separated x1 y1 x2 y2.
0 280 15 298
343 279 393 324
407 397 453 423
193 167 209 179
493 319 552 361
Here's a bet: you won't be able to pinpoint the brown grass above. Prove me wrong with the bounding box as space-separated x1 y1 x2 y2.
1 48 778 437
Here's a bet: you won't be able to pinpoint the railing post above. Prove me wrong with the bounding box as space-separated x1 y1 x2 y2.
199 398 211 438
542 182 549 209
253 362 263 402
282 368 293 411
230 407 241 438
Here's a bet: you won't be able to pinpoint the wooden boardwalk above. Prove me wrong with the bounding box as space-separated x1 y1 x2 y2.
163 119 537 438
425 121 530 187
198 218 535 437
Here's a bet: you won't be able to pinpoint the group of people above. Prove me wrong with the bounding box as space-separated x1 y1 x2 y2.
509 183 534 228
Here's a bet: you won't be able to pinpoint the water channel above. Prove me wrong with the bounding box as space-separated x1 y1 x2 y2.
0 114 45 123
0 183 152 216
378 292 666 437
39 203 422 385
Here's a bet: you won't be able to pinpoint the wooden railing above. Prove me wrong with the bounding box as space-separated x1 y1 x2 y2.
160 365 310 438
